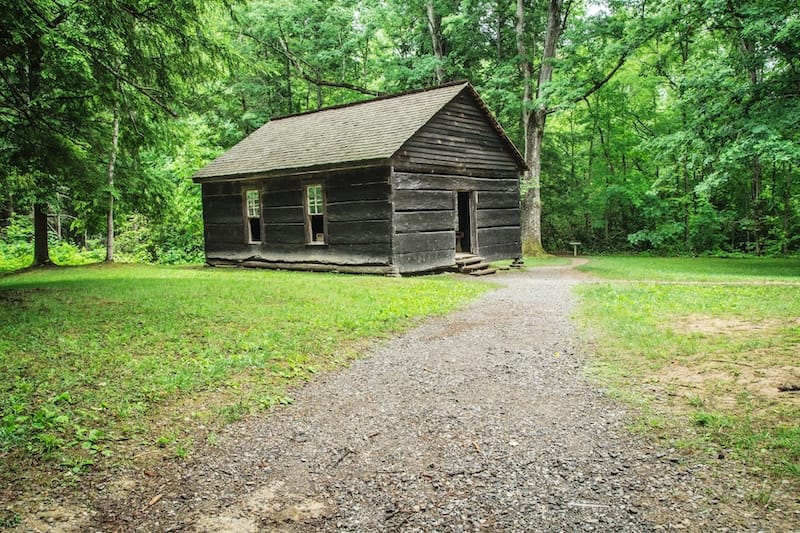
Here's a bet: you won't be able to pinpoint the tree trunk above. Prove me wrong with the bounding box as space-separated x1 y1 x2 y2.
515 0 532 171
523 108 546 256
28 34 51 267
33 202 51 266
751 155 762 255
517 0 563 257
427 0 445 84
740 35 763 255
106 108 119 262
784 166 792 256
496 0 504 59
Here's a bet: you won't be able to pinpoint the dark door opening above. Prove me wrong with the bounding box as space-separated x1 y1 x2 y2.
456 191 473 253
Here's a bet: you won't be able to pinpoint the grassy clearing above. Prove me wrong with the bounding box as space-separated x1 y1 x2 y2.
0 264 487 485
577 255 800 282
577 257 800 482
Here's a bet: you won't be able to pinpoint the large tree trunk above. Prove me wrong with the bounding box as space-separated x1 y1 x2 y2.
33 202 51 266
106 109 119 262
28 34 51 267
522 108 547 256
427 0 445 84
517 0 563 256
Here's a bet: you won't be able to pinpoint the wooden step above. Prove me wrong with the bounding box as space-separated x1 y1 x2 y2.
450 254 497 276
455 254 482 266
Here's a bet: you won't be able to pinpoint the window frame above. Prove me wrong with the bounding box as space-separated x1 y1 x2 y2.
243 187 262 244
304 183 326 245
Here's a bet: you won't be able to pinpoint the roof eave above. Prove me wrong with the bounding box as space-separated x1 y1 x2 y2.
191 158 392 184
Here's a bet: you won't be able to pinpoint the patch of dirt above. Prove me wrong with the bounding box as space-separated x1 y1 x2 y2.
0 288 42 307
192 481 329 532
659 313 800 406
659 361 800 405
670 314 789 335
6 504 92 533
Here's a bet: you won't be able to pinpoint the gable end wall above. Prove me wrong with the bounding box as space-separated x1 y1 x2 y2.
391 91 521 177
391 171 521 273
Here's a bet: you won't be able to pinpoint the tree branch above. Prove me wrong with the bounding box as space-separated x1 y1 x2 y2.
573 52 627 103
234 29 384 97
81 52 178 118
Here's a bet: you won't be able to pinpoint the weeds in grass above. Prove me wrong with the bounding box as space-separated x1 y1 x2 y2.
686 395 705 408
578 257 800 481
0 264 486 485
748 486 774 508
0 510 21 528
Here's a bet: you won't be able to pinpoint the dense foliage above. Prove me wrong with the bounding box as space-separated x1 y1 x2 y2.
1 0 798 265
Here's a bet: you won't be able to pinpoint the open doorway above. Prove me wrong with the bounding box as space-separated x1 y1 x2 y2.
456 191 475 253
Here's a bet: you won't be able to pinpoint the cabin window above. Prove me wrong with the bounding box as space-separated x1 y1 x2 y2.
305 183 326 244
244 189 262 243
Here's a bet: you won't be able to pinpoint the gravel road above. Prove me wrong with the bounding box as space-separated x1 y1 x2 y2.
86 264 796 532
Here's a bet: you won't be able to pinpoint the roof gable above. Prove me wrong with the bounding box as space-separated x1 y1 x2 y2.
391 87 525 175
192 82 525 182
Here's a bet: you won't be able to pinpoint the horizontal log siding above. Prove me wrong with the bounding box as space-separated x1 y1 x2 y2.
392 172 456 272
475 194 521 261
477 191 521 209
260 176 303 245
202 166 394 267
394 210 455 233
393 173 518 192
477 226 522 262
393 189 454 211
202 182 247 250
391 171 521 269
324 168 392 251
206 243 392 266
476 208 520 228
392 92 520 176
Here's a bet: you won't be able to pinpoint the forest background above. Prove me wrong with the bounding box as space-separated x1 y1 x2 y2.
1 0 798 268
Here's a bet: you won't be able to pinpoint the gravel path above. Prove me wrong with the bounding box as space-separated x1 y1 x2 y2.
86 264 794 532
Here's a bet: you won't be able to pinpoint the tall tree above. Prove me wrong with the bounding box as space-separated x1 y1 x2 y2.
105 109 119 262
0 0 213 266
426 0 446 84
516 0 565 256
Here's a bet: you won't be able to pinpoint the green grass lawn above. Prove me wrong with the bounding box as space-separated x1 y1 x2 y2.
0 264 487 484
577 255 800 281
577 257 800 485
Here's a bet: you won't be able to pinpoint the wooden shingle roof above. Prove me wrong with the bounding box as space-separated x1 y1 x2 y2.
192 82 524 182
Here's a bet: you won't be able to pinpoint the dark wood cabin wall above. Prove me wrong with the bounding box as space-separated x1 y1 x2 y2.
475 187 522 263
202 181 254 256
204 166 394 265
392 92 520 177
391 171 521 271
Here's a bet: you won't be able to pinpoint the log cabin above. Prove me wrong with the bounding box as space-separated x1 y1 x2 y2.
192 81 526 275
